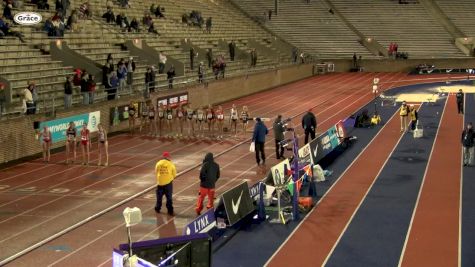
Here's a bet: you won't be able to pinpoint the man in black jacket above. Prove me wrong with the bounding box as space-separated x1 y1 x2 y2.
229 40 235 61
273 115 285 159
462 122 474 167
196 153 220 215
302 109 317 144
456 89 464 114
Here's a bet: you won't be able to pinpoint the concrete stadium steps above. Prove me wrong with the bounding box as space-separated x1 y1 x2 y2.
233 0 373 59
435 0 475 36
329 0 467 58
1 0 289 114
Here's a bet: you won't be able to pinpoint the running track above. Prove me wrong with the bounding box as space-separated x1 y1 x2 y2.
0 73 471 266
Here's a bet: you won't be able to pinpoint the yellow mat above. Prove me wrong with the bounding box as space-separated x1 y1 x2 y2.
395 93 440 103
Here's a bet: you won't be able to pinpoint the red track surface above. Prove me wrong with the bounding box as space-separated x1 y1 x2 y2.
0 73 467 266
399 94 463 267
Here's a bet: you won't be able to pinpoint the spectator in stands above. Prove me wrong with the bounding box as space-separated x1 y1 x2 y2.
102 7 115 23
328 8 334 15
462 122 475 167
78 1 90 19
0 83 5 115
153 5 164 18
50 13 65 36
119 0 129 8
300 52 305 63
229 40 235 61
252 117 268 165
456 89 464 114
36 0 49 10
159 51 167 74
250 48 257 67
130 17 139 32
268 9 272 21
102 61 111 88
29 82 38 114
292 47 298 63
145 67 152 96
80 71 89 105
150 66 157 91
198 62 205 83
212 59 219 80
148 22 159 35
358 56 362 71
0 16 5 37
126 57 135 87
20 84 34 115
61 0 69 18
218 55 226 78
352 53 357 68
63 76 73 109
302 109 317 144
388 42 394 57
206 48 213 68
195 152 220 215
182 13 190 25
55 0 63 14
205 17 212 33
66 10 78 32
108 71 118 100
73 68 82 86
107 53 113 64
3 3 13 20
143 13 152 27
190 47 196 70
87 75 96 104
117 61 128 93
167 65 175 89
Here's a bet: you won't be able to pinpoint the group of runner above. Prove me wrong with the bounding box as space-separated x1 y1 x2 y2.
127 100 253 138
38 122 109 166
36 101 253 167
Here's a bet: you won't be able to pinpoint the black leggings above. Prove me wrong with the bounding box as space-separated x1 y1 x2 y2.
255 142 265 164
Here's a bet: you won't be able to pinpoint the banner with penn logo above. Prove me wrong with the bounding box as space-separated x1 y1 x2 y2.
39 111 101 142
14 12 42 25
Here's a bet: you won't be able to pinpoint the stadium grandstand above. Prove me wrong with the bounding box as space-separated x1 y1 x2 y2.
0 0 475 266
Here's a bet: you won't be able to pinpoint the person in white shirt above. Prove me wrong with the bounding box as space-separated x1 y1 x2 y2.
159 51 167 74
21 87 33 114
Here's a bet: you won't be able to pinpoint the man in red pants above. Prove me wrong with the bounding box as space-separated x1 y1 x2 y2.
196 152 220 215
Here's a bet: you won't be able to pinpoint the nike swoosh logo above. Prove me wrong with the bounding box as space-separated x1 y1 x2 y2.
231 191 244 215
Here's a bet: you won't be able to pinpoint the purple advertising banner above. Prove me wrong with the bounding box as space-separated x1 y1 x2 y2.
182 208 216 235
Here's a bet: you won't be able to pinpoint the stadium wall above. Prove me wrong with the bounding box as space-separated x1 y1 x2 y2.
0 64 314 164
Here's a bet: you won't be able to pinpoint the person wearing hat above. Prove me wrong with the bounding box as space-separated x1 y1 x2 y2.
252 117 268 165
195 152 220 215
399 101 409 132
126 57 136 87
456 89 464 114
273 115 285 159
302 109 317 144
155 151 177 215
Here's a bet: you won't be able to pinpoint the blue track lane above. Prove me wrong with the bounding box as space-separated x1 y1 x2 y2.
462 93 475 267
325 98 447 267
